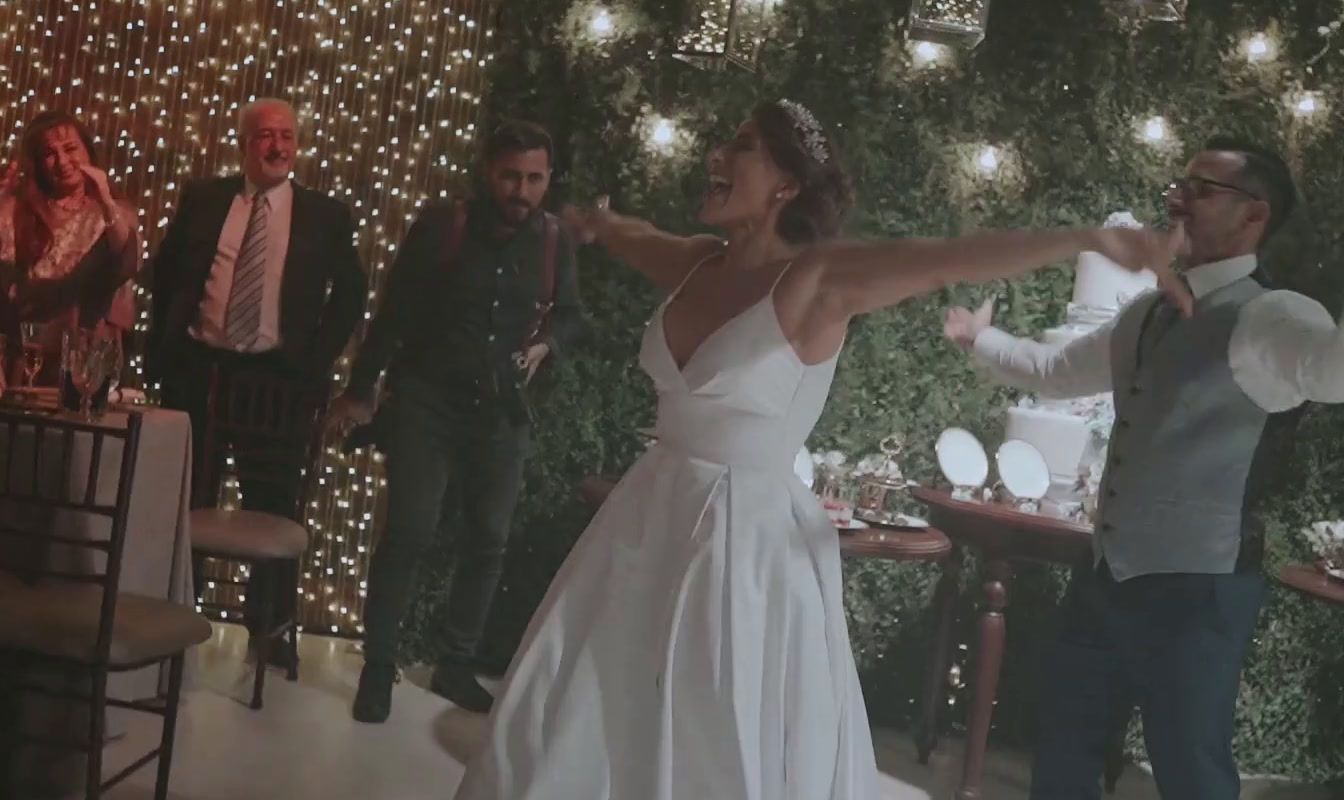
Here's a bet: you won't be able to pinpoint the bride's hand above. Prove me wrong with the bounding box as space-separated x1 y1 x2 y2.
560 195 609 246
943 298 995 351
1086 222 1191 317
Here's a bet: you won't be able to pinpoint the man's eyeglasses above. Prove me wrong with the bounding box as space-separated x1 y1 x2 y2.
1165 176 1262 202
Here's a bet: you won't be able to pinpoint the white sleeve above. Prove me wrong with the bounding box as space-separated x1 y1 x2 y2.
1231 290 1344 411
970 319 1116 399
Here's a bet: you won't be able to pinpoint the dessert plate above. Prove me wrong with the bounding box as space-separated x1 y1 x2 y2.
997 439 1051 501
856 510 930 530
936 427 989 489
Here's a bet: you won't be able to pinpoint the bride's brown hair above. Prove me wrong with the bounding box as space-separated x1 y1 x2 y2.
751 101 854 246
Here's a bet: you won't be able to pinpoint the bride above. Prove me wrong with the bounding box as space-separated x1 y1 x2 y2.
453 100 1185 800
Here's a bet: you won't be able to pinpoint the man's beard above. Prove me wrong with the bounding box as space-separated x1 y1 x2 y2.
502 199 533 221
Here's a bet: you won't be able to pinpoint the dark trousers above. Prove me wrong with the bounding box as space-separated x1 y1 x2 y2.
361 379 530 668
161 341 308 635
1030 562 1265 800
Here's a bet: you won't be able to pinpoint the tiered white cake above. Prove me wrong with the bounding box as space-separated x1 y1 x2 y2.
1004 212 1157 511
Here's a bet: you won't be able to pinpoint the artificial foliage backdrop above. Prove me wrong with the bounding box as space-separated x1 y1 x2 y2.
396 0 1344 779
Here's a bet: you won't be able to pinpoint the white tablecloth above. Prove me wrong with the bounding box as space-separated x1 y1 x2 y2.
2 405 194 796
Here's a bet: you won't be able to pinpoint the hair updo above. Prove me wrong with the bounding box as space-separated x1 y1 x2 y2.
751 101 854 245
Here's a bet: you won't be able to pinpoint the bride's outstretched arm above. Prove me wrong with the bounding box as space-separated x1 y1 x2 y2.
564 206 722 291
811 224 1187 319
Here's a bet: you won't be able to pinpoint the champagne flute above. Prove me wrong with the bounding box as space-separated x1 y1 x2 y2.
69 331 108 420
102 332 123 404
66 331 91 418
19 322 44 389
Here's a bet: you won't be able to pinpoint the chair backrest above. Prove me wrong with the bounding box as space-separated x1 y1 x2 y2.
193 366 326 520
0 409 143 659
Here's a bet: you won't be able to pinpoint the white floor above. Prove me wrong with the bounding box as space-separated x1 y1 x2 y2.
22 625 1325 800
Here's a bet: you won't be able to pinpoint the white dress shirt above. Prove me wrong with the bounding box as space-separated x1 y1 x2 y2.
972 254 1344 412
191 178 293 352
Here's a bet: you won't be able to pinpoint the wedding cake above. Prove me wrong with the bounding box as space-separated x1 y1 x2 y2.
1004 212 1157 513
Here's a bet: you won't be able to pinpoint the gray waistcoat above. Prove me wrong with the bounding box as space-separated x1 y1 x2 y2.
1094 276 1301 580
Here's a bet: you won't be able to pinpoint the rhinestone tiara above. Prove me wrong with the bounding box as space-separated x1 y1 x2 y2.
777 99 830 165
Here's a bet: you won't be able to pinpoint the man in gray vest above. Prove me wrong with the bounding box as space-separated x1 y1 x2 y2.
944 138 1344 799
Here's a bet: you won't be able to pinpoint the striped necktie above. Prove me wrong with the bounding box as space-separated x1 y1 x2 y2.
224 191 270 349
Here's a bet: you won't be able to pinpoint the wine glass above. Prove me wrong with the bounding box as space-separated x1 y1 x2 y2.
19 322 44 389
67 331 110 420
102 333 123 404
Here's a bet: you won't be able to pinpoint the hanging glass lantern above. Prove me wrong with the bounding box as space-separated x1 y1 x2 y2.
672 0 775 72
1107 0 1187 22
908 0 992 48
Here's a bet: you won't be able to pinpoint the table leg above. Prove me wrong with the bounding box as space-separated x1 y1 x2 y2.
915 547 961 763
956 559 1010 800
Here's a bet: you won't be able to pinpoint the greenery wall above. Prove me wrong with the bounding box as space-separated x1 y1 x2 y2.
403 0 1344 780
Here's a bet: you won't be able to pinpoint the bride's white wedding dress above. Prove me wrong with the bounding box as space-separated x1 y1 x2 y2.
454 263 879 800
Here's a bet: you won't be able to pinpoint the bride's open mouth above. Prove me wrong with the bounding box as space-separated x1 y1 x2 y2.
706 175 732 204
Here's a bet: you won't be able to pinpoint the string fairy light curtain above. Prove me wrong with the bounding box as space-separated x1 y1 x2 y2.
0 0 495 636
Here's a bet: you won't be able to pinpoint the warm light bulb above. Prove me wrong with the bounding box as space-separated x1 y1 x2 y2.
1244 32 1274 62
646 116 679 153
976 146 1000 175
1291 91 1325 118
590 8 614 38
1142 116 1167 142
911 41 947 69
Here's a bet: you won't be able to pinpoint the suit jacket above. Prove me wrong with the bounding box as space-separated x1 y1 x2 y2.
146 176 366 382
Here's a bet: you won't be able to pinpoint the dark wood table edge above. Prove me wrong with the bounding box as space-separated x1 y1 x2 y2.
1277 563 1344 607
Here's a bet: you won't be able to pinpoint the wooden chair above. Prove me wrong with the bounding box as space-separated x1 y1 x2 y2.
190 366 325 710
0 409 211 800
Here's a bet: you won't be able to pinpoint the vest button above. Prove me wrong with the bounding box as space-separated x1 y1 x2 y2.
1112 456 1123 467
1118 420 1131 430
1129 386 1142 396
1102 523 1115 532
1107 490 1118 498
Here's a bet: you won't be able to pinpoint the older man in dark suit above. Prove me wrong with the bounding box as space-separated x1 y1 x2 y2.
147 97 366 652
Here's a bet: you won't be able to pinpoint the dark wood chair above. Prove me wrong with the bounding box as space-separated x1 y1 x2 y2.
190 366 325 710
0 409 211 800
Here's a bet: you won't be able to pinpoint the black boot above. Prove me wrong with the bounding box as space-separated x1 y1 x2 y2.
430 661 494 713
352 662 399 723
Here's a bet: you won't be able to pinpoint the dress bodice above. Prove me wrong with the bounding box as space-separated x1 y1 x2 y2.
639 287 838 471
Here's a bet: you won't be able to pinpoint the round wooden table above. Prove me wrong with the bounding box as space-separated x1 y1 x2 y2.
1277 563 1344 608
909 486 1095 800
579 475 953 562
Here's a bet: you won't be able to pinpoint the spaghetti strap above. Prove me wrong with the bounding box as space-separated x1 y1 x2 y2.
666 244 725 304
767 259 796 297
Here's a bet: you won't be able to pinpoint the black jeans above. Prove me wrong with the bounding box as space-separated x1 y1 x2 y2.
161 343 307 635
361 378 530 668
1030 562 1266 800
